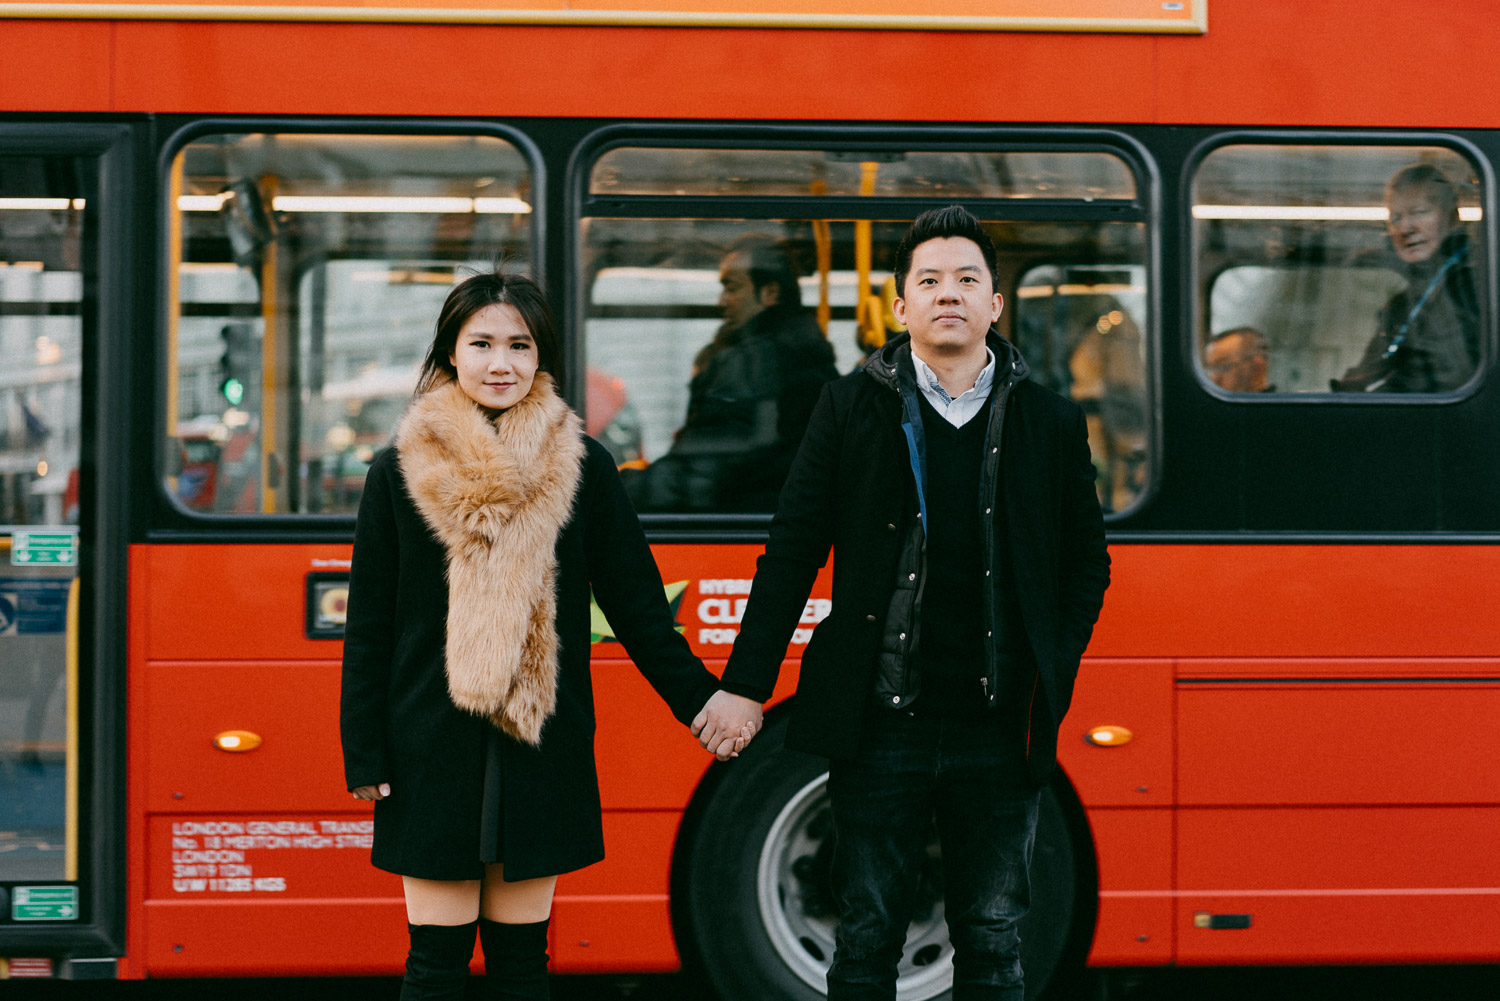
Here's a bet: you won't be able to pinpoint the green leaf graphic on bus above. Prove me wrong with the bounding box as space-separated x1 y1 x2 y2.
590 580 689 643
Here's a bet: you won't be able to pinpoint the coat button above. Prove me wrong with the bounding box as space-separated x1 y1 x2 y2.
866 614 876 622
887 523 896 532
908 573 916 581
985 507 992 515
892 696 901 704
899 632 906 641
991 447 998 454
985 570 991 576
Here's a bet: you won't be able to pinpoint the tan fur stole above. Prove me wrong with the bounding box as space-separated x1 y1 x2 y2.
395 374 585 745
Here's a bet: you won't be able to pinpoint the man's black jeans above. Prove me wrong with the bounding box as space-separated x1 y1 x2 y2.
826 710 1040 1001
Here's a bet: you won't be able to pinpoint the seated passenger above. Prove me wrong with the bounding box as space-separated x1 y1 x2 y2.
625 235 838 511
1205 326 1272 393
1333 164 1479 393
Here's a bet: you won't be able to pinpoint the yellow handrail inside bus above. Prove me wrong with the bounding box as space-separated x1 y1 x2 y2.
66 574 79 881
166 158 182 492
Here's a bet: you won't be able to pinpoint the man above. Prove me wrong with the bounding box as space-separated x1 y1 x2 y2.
1204 326 1271 393
627 235 837 511
1333 164 1479 393
694 206 1110 1000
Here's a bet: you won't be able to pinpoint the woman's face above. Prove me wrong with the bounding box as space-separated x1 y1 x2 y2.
449 303 538 412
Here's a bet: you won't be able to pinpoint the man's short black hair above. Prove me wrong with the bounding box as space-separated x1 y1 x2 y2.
893 205 1000 296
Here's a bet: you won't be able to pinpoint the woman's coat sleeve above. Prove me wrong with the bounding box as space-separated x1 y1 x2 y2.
340 452 400 790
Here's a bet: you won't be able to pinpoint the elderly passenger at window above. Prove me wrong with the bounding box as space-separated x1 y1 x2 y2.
1205 326 1272 393
1333 164 1480 393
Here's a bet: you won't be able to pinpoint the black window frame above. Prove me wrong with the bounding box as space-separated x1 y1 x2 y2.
1184 131 1494 406
568 122 1162 537
152 117 546 532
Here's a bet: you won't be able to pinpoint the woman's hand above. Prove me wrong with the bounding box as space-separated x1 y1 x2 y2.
352 783 391 801
692 691 764 761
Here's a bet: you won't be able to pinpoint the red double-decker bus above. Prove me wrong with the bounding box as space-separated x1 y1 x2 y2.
2 1 1498 995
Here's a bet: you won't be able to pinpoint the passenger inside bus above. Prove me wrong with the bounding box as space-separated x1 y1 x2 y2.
1066 301 1147 513
1205 326 1273 392
1332 164 1480 393
622 235 838 511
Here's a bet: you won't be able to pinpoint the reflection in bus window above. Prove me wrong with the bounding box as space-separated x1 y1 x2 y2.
586 210 1148 515
1195 144 1484 395
170 133 533 514
1014 264 1147 514
585 221 862 512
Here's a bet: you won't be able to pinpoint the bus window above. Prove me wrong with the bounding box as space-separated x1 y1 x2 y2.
590 147 1136 200
1014 263 1147 514
1194 144 1484 395
0 169 84 883
582 145 1148 515
168 132 534 515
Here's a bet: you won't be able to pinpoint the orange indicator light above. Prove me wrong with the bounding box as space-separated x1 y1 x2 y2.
1084 725 1133 747
213 730 263 753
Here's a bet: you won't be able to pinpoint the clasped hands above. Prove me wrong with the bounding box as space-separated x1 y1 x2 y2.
351 692 763 801
692 690 764 762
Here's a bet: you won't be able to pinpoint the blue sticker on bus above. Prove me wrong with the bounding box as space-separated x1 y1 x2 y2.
0 578 71 635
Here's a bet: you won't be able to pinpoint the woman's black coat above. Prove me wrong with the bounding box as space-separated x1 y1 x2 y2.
340 436 720 881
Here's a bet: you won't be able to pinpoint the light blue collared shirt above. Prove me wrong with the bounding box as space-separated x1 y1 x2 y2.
911 348 996 428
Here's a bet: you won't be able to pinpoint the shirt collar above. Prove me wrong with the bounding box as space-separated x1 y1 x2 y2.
911 347 996 404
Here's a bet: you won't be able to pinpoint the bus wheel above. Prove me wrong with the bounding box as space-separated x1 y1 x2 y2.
677 715 1094 1001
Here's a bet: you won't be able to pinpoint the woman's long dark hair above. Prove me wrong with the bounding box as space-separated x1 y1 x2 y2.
415 266 562 395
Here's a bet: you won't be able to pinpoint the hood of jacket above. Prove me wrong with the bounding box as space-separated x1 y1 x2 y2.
395 373 585 746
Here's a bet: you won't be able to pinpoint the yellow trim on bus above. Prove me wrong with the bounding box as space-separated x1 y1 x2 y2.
0 5 1208 34
66 575 80 882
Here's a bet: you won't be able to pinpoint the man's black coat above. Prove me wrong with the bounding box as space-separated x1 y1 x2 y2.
720 333 1110 784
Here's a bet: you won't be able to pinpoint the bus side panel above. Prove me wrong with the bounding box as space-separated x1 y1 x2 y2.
1178 680 1500 806
1058 659 1175 964
1154 0 1500 128
134 544 411 976
1176 807 1500 964
0 21 114 112
102 21 1159 124
552 811 684 973
1089 545 1500 660
1084 808 1173 965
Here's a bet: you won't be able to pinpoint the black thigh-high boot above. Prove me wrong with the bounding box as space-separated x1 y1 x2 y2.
401 921 478 1001
477 917 550 1000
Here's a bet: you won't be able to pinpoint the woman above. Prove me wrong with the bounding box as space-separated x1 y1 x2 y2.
340 268 747 1000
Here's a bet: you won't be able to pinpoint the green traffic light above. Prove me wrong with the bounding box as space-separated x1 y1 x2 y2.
222 377 245 406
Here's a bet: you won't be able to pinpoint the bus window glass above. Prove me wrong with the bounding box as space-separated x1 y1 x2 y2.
0 164 84 883
583 197 1146 516
169 133 533 514
591 148 1136 200
1194 144 1484 395
1013 258 1148 514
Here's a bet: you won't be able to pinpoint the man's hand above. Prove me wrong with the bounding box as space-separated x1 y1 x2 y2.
352 783 391 801
692 691 764 761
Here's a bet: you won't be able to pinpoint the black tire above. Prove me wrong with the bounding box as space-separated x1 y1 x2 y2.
675 714 1095 1001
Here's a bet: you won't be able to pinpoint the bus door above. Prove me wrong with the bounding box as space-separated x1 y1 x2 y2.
0 128 132 979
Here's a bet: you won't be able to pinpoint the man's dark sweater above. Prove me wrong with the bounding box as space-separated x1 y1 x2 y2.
911 390 1032 718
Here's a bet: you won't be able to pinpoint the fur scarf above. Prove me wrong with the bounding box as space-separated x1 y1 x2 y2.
395 374 585 745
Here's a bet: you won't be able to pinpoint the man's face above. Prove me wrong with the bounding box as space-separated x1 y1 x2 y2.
1386 186 1454 265
893 237 1002 359
718 252 775 330
1205 331 1268 393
